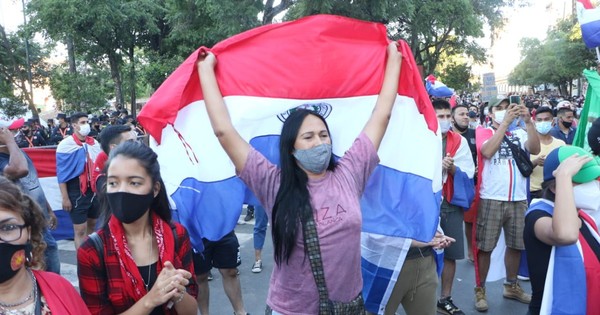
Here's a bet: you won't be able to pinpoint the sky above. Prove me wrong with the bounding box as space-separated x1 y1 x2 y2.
483 0 568 79
0 0 24 33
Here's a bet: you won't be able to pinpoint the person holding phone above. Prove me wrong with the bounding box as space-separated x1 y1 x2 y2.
473 97 540 312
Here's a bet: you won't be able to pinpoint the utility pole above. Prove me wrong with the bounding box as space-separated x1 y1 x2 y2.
21 0 36 117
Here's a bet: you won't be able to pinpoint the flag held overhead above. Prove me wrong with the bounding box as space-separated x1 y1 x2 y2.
576 0 600 48
137 18 443 307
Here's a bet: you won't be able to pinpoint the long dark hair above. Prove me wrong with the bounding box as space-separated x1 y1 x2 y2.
100 141 171 227
272 109 336 265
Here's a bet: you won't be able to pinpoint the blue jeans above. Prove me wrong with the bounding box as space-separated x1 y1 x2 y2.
43 229 61 274
253 205 268 250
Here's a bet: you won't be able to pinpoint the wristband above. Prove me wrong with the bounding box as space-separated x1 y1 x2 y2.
166 292 185 309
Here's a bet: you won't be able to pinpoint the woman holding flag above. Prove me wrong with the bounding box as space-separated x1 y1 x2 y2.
523 146 600 315
197 41 402 314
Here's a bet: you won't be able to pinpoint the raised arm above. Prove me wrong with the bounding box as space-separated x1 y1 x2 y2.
533 154 590 246
197 53 251 173
0 127 28 180
362 42 403 151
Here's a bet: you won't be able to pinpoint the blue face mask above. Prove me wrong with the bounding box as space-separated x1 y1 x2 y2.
535 121 552 135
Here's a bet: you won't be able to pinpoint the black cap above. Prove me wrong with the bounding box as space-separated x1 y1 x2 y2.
57 113 67 120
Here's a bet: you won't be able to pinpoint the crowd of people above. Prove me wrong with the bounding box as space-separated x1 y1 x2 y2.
0 42 599 315
11 108 146 149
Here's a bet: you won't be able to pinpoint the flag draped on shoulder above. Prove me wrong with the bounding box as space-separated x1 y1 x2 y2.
576 0 600 49
443 131 475 209
525 200 598 315
138 15 442 308
574 69 600 150
56 135 101 193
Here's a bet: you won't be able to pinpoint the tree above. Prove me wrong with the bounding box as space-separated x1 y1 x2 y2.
48 64 114 113
439 61 476 93
509 18 595 96
0 24 50 117
28 0 163 113
144 0 296 91
284 0 527 75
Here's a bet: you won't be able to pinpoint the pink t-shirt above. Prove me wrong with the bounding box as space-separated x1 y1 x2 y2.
239 132 379 314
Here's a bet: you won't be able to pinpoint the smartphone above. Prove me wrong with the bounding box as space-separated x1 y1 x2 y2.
509 95 520 105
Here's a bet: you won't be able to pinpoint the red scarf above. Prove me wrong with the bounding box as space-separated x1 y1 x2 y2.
108 213 176 300
34 270 91 314
442 130 462 204
72 134 96 194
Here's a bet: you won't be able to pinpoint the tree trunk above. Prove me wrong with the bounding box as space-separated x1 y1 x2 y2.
108 52 124 110
129 45 136 117
19 78 37 115
262 0 293 25
66 36 76 74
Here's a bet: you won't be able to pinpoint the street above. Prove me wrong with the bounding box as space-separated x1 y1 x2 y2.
58 216 530 315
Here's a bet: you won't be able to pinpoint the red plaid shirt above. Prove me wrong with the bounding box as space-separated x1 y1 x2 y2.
77 222 198 314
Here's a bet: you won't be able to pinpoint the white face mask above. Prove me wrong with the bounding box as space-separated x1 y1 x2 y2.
574 181 600 213
493 110 506 124
78 123 91 136
439 120 452 133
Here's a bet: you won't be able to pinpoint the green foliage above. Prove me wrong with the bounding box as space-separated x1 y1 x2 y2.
28 0 164 108
285 0 407 24
439 62 476 93
509 17 595 96
0 24 50 115
49 65 113 113
19 0 532 111
0 98 28 119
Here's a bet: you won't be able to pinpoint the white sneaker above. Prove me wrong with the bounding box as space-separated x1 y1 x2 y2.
251 260 262 273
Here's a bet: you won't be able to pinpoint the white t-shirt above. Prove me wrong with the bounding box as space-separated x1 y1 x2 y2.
480 128 529 201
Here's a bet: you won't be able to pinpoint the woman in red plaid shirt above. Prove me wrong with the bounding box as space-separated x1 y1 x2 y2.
77 141 198 314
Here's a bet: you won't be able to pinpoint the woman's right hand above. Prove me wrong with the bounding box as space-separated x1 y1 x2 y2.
197 51 217 70
144 262 191 308
553 154 592 179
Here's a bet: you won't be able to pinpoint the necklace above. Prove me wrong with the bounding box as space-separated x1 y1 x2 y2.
142 239 153 292
0 269 38 310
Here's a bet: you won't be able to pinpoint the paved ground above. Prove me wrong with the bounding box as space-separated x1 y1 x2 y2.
58 215 530 315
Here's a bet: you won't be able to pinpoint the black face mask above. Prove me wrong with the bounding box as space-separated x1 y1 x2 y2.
107 191 155 224
0 242 30 284
453 122 468 133
561 120 573 128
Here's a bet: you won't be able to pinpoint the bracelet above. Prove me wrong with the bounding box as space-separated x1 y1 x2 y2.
166 292 185 310
174 292 185 304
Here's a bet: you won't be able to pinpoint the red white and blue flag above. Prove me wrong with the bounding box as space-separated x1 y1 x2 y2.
21 148 75 240
138 15 443 313
425 74 454 98
526 199 600 315
576 0 600 48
